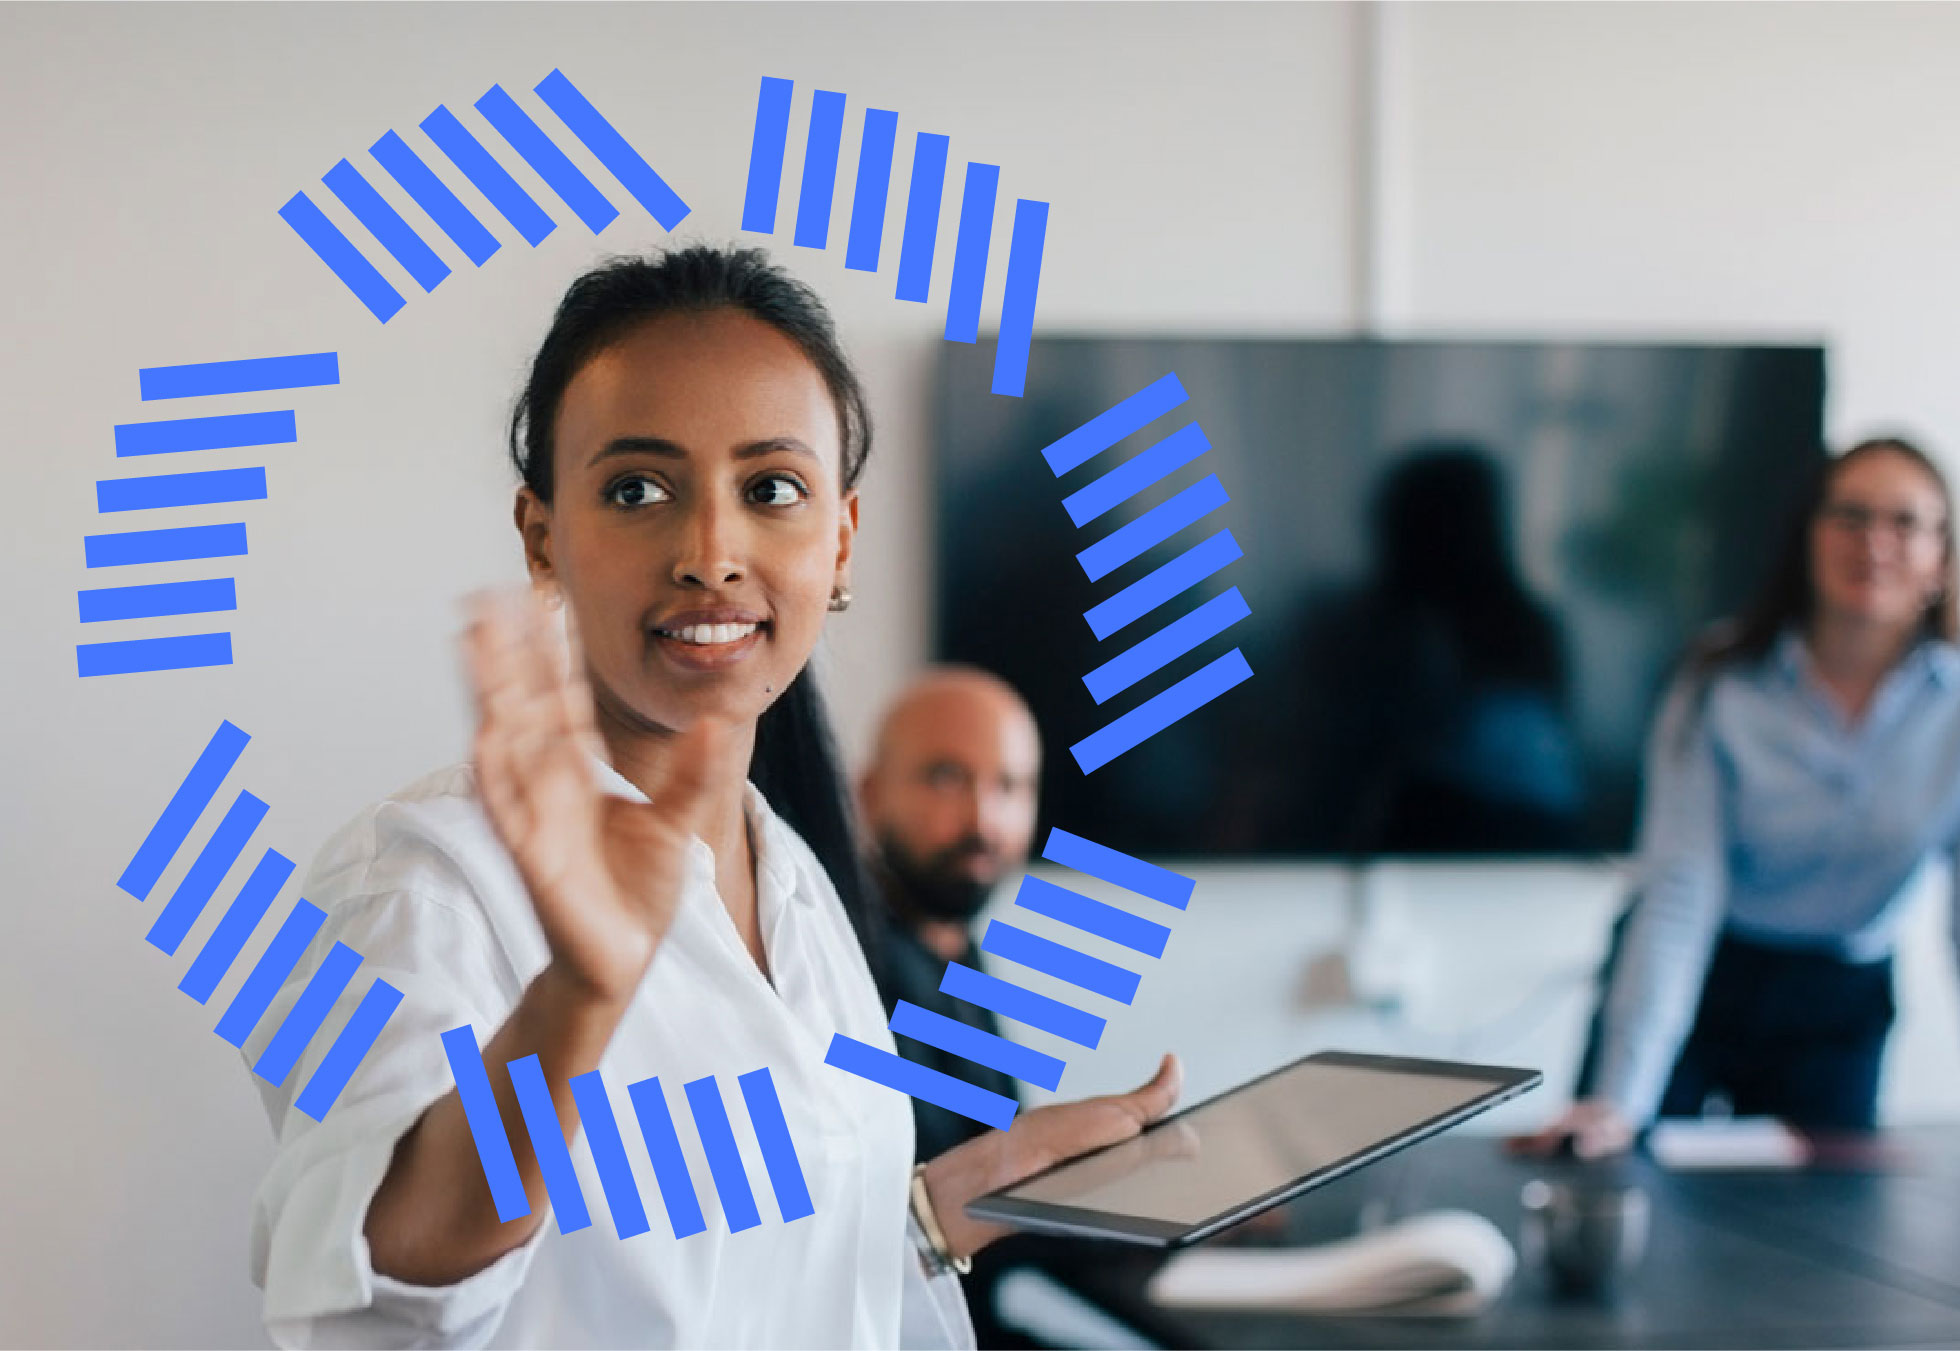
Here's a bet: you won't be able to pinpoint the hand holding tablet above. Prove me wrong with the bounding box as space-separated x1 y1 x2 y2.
966 1051 1542 1247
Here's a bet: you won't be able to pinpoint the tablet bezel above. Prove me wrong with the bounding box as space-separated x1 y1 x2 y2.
963 1049 1542 1248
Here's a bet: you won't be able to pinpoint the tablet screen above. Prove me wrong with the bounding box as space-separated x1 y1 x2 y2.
999 1056 1514 1227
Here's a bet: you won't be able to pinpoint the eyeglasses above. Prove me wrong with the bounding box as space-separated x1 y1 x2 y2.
1820 501 1948 542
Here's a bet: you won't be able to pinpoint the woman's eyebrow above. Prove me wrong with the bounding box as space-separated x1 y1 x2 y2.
586 435 818 468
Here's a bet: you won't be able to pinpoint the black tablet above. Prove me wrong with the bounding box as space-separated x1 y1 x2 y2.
965 1050 1541 1247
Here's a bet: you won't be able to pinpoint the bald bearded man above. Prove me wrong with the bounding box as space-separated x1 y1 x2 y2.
858 666 1043 1163
859 669 1175 1350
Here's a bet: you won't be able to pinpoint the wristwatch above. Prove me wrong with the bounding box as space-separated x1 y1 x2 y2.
909 1164 972 1277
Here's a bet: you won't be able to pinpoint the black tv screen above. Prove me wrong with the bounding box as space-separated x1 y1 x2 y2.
932 337 1826 859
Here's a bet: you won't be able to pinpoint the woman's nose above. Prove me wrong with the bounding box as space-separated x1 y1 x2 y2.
671 501 747 588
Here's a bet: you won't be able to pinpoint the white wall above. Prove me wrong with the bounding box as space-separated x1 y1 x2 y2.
3 4 1959 1348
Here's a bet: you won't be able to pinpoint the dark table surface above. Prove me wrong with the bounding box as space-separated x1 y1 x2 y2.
1055 1127 1960 1350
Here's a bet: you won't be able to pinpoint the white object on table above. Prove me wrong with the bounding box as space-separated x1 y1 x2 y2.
1647 1117 1811 1170
1146 1210 1516 1318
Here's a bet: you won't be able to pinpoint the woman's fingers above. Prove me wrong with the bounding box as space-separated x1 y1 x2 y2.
1131 1053 1184 1123
1504 1102 1633 1159
464 592 530 727
473 592 584 758
463 588 606 870
1018 1053 1184 1174
557 598 602 751
1504 1127 1572 1158
1081 1053 1183 1133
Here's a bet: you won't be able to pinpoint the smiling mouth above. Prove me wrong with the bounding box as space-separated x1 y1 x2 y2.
647 619 770 669
654 621 764 646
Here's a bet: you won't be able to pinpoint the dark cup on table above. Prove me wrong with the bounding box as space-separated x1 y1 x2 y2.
1520 1178 1650 1297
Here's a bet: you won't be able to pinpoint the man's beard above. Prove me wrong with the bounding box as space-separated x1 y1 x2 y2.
875 830 998 924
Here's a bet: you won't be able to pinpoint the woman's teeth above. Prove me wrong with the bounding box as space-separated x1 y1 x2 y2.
663 622 759 646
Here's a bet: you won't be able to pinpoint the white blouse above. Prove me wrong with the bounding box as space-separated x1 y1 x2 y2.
241 756 976 1350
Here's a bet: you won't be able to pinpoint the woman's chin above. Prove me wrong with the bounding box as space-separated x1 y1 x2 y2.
639 683 780 733
1821 592 1921 630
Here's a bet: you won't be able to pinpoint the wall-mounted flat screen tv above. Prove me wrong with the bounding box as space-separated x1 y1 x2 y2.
933 337 1826 859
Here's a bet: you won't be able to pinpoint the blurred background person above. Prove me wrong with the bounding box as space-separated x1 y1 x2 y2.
859 667 1178 1349
1519 437 1960 1158
859 666 1042 1163
1285 442 1583 855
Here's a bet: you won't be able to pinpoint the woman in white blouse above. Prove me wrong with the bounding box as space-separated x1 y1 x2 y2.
245 245 1180 1349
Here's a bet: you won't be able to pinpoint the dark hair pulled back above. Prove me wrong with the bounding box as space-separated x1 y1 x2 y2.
509 244 872 500
506 244 881 955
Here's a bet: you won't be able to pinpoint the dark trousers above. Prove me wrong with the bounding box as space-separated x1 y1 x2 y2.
1576 910 1895 1131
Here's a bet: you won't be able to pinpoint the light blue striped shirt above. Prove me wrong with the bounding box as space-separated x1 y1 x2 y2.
1596 631 1960 1124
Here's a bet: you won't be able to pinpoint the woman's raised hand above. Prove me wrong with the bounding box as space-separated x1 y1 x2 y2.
464 588 728 1006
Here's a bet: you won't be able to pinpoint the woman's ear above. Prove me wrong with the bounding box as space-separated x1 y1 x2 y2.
515 487 556 589
834 489 860 585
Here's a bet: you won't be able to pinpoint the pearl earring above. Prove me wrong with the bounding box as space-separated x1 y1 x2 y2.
829 585 853 613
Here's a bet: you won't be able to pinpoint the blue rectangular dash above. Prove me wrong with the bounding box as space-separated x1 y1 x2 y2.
736 1068 815 1223
508 1053 592 1234
991 198 1048 398
945 163 999 343
1041 373 1190 476
1013 875 1172 958
683 1076 760 1232
941 961 1105 1050
1071 647 1254 775
421 105 555 246
824 1034 1019 1130
535 70 690 231
80 578 236 624
96 466 267 513
845 108 898 272
476 84 617 234
626 1077 706 1238
981 921 1141 1004
294 977 404 1121
140 352 339 401
740 76 795 233
85 522 247 568
1085 587 1252 705
442 1025 532 1223
568 1071 650 1239
146 790 267 955
77 633 232 678
118 721 248 899
215 899 325 1047
895 133 949 303
278 191 406 324
115 410 296 457
253 940 361 1087
1077 475 1230 583
793 89 846 250
180 848 293 1002
370 130 500 266
1043 828 1196 911
1085 529 1243 640
1063 423 1211 528
890 999 1064 1092
323 158 452 292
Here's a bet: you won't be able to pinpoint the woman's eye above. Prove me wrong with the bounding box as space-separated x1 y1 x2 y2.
606 475 667 508
750 475 808 507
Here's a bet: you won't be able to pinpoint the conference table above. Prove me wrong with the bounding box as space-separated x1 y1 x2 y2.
1056 1127 1960 1349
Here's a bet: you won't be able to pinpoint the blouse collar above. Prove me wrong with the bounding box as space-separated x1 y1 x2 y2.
1772 627 1960 692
